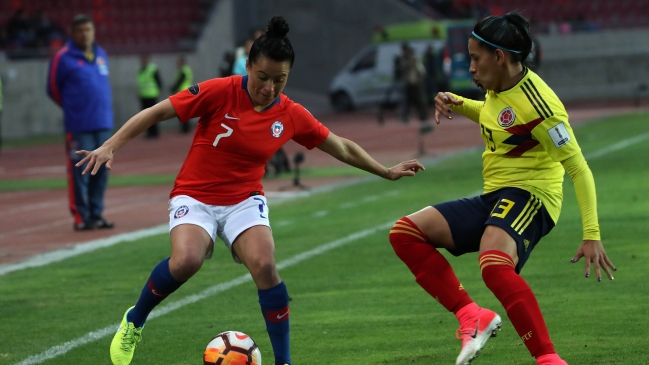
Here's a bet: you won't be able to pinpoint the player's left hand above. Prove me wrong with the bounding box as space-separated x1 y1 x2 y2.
571 240 616 282
386 159 425 180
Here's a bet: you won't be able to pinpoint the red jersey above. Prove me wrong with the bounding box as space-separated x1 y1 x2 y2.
168 75 330 205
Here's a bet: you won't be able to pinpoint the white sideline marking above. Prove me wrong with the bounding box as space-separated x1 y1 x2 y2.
0 149 464 277
584 131 649 160
0 225 168 276
9 130 648 363
11 221 394 365
2 130 646 277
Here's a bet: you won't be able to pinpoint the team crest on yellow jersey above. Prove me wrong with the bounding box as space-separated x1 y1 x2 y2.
498 106 516 127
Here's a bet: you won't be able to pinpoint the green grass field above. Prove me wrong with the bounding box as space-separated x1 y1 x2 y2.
1 112 648 365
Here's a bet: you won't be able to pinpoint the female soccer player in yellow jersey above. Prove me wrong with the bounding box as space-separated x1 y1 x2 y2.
388 12 615 365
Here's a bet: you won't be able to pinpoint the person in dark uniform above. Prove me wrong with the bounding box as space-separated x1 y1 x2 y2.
170 55 193 133
138 54 163 138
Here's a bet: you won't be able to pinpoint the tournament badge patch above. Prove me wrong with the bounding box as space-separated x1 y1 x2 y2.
498 106 516 127
547 122 571 148
271 121 284 138
174 205 189 219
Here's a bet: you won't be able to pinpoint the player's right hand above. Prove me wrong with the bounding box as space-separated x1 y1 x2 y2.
571 239 616 282
386 159 425 180
434 92 463 124
75 145 114 176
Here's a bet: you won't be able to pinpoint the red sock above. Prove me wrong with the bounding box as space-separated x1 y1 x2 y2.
389 217 473 314
480 250 555 357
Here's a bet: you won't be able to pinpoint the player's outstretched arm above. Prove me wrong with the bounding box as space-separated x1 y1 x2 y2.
316 132 424 180
562 153 616 281
434 92 485 124
75 99 178 176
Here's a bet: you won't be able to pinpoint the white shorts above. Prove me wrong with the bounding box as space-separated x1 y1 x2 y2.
168 195 271 263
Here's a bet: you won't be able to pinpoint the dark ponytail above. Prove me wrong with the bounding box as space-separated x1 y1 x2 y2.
248 16 295 68
472 12 533 65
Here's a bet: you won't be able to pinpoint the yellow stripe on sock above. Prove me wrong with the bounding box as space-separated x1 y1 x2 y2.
479 258 514 269
389 229 425 242
480 261 514 272
479 254 515 267
393 223 424 237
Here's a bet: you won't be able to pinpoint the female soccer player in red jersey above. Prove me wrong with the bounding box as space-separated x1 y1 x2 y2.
76 16 424 365
388 12 615 365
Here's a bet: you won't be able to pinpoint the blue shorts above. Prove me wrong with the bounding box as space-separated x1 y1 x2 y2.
434 187 555 273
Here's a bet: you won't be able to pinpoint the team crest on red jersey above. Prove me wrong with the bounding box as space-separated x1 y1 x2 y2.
271 121 284 138
498 107 516 127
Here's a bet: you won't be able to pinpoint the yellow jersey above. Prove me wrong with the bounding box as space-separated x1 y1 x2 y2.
451 69 581 225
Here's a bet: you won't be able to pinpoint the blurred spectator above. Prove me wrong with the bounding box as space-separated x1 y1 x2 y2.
423 45 439 106
31 10 65 48
232 38 254 76
527 37 542 72
4 8 65 55
571 15 600 33
559 18 572 34
232 29 263 76
0 28 6 48
138 54 163 138
5 8 35 48
219 51 234 78
0 76 3 152
377 54 403 124
170 55 193 133
46 14 115 231
399 43 429 126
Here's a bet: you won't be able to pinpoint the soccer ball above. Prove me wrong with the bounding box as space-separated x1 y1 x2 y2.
203 331 262 365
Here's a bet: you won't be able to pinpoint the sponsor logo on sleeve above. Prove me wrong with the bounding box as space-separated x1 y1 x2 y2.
188 84 200 95
547 122 571 148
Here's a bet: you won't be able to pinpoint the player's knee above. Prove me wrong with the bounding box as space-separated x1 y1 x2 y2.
247 256 278 282
389 217 424 259
169 251 204 280
479 250 516 291
389 222 405 254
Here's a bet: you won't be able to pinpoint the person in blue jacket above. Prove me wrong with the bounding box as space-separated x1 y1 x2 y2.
47 14 115 231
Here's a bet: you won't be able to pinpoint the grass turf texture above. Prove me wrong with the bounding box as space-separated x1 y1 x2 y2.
1 112 648 364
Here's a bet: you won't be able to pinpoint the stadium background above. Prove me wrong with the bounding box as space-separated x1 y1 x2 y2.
0 0 649 365
1 0 649 138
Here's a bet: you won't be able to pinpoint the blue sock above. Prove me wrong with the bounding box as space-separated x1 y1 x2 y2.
259 281 291 365
127 258 184 327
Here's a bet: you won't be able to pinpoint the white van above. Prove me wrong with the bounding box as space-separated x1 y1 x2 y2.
329 19 481 112
328 39 444 112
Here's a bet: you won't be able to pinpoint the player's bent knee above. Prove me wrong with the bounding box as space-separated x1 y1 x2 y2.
247 257 278 280
170 251 205 280
389 217 431 261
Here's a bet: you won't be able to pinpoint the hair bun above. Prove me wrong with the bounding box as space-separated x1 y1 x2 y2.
266 16 290 38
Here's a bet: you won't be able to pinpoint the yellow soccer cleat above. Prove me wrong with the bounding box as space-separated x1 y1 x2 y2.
110 306 144 365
